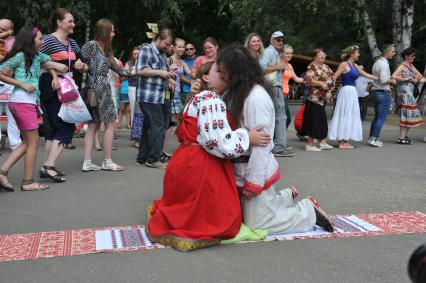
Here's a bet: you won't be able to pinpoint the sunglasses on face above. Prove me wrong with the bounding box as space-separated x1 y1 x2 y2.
185 48 195 51
274 38 284 43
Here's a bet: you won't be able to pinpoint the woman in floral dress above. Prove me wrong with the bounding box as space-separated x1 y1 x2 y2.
392 48 426 144
302 48 335 152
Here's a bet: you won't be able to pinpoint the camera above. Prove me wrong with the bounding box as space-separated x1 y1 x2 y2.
408 243 426 283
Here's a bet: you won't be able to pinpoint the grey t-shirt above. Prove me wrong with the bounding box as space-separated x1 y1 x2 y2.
371 57 391 91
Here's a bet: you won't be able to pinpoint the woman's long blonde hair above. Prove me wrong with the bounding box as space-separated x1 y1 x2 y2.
244 33 264 60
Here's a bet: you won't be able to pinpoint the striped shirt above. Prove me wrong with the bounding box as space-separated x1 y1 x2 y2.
40 34 83 71
136 42 168 104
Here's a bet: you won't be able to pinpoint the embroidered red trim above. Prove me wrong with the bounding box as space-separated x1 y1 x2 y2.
244 169 281 195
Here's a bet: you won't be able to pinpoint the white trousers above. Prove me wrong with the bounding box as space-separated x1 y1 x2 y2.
128 86 137 125
242 185 316 235
6 106 22 149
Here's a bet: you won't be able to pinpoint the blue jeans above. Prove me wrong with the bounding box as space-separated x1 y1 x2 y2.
284 96 291 128
273 86 287 150
137 101 169 163
369 91 391 139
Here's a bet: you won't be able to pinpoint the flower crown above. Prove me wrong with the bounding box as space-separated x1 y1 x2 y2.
341 45 359 60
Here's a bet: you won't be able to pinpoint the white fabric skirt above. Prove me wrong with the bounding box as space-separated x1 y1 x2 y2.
242 186 316 235
328 85 363 141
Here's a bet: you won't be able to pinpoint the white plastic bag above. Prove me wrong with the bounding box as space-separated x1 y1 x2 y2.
264 71 277 83
58 95 92 123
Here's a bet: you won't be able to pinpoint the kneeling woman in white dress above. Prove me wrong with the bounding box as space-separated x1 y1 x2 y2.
218 45 334 235
328 45 378 149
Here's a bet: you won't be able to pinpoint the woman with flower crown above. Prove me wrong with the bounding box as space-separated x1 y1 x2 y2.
328 45 378 149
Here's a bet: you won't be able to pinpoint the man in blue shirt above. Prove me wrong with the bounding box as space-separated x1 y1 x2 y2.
259 31 294 157
135 28 176 168
182 42 197 102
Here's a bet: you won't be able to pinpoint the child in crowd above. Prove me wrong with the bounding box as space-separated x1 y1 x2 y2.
0 25 67 191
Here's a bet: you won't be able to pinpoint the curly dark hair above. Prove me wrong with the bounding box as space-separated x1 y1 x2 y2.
1 25 38 78
217 45 273 127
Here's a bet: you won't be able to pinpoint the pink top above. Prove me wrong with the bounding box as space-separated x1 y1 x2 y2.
192 56 214 74
4 37 15 52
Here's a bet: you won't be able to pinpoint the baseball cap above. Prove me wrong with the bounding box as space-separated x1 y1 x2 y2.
271 31 286 39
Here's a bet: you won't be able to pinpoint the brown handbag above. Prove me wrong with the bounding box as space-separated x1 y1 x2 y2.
81 87 97 107
81 44 99 107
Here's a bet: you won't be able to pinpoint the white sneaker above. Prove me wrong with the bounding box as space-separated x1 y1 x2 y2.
368 138 383 148
82 160 101 172
319 143 333 150
305 145 321 152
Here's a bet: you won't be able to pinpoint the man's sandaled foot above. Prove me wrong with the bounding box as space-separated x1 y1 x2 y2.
21 180 49 191
42 166 66 182
39 167 66 178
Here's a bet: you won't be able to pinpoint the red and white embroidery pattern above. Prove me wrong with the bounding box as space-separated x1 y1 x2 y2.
0 212 425 262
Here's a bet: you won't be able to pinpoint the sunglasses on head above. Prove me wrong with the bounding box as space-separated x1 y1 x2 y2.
185 48 195 51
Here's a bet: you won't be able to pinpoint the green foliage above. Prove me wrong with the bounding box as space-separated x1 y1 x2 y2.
1 0 425 69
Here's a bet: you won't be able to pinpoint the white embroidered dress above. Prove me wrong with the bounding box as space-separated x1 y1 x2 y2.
185 90 250 158
234 85 316 235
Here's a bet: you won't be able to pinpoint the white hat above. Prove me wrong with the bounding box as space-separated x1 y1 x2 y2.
271 31 285 38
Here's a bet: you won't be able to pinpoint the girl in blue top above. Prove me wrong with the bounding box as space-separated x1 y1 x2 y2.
0 25 67 191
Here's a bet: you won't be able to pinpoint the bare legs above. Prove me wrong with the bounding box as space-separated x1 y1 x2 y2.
1 129 48 189
118 102 131 129
83 122 100 161
162 114 177 156
41 139 66 180
399 126 409 139
95 127 102 150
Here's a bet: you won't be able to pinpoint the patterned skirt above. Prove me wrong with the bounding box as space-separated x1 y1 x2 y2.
131 103 143 141
399 92 423 128
170 92 183 114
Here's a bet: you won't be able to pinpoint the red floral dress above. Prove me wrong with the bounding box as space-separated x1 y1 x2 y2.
146 90 250 251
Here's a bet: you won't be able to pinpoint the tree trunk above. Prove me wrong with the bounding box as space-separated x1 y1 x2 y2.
81 18 91 89
401 0 415 50
357 0 381 60
392 0 403 65
85 18 91 44
418 65 426 115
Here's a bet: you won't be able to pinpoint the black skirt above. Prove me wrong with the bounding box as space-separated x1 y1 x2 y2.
302 100 328 140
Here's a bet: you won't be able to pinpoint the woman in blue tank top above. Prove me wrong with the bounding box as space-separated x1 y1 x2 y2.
328 45 378 149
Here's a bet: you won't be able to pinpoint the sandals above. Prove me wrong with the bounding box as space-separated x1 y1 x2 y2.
397 137 412 145
338 142 354 149
101 160 124 171
39 167 66 178
40 165 66 182
21 179 49 191
0 169 14 192
95 146 103 151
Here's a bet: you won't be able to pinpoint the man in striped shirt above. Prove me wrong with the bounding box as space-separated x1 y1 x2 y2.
135 28 175 168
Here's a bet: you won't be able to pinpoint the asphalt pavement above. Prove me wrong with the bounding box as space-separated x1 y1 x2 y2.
0 106 425 283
